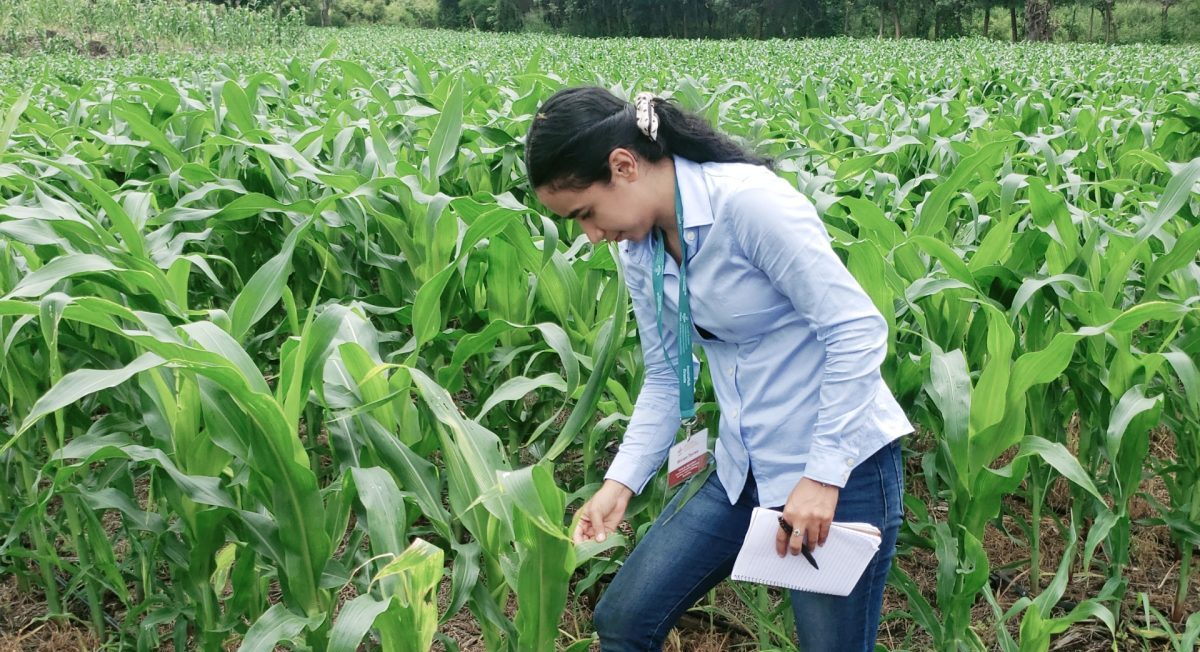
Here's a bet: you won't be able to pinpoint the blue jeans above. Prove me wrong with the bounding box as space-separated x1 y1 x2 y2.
593 438 904 651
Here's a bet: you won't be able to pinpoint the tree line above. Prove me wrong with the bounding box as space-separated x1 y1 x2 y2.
435 0 1186 42
208 0 1194 43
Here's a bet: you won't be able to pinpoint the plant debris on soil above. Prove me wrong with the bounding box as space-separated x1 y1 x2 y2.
2 427 1196 651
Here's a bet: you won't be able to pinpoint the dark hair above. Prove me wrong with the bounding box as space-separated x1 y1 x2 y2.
524 86 773 192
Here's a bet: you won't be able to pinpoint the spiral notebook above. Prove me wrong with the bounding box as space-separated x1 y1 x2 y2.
731 507 882 596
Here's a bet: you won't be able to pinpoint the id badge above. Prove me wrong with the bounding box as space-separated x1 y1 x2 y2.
667 429 709 488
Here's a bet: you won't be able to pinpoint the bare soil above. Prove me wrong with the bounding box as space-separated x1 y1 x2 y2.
2 425 1196 651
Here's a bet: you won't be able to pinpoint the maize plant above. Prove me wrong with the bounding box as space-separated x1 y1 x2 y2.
0 28 1198 651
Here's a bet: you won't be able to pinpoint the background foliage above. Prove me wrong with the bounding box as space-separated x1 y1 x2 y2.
0 17 1199 652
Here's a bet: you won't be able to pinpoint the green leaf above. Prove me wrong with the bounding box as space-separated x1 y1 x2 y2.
1135 156 1200 243
1144 223 1200 297
52 432 235 509
1009 331 1081 397
1105 385 1160 479
0 89 30 153
842 197 903 249
349 467 407 559
412 263 457 351
237 604 318 652
112 100 186 169
3 254 117 300
476 373 567 421
220 81 258 135
510 465 573 651
358 417 451 540
1016 436 1104 503
428 78 464 182
914 140 1011 237
228 215 314 342
182 321 270 394
925 346 970 477
1109 301 1192 333
968 303 1014 439
12 352 165 441
442 540 481 625
328 594 392 652
499 463 569 540
545 244 628 460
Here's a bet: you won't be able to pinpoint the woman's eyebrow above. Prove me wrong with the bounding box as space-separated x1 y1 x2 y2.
565 207 584 219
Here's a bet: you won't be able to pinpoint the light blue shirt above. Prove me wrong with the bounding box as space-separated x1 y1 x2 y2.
606 155 914 507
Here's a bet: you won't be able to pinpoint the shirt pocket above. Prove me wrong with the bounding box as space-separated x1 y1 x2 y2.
728 302 795 337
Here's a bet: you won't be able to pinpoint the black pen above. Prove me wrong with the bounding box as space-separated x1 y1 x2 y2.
777 516 820 569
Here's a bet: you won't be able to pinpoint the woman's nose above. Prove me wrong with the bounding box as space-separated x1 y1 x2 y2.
580 222 605 244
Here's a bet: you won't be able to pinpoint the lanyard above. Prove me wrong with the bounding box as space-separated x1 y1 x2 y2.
651 172 696 423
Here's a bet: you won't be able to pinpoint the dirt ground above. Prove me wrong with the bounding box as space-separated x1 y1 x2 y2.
431 424 1200 652
428 488 1198 652
1 427 1196 651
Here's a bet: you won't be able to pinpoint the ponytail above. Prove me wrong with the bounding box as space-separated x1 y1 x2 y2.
525 86 772 192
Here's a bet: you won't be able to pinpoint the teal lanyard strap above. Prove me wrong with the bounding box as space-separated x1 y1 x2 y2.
651 173 696 421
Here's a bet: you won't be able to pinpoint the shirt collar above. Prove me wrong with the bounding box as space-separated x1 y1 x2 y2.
673 155 715 229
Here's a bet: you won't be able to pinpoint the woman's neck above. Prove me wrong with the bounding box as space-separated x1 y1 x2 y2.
652 156 679 236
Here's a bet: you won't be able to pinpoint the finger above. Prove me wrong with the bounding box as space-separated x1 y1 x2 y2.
588 504 607 542
573 513 590 544
818 520 831 547
787 522 805 555
806 523 821 553
776 525 788 557
603 508 624 534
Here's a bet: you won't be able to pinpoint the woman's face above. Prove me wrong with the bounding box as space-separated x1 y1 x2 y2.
535 149 661 245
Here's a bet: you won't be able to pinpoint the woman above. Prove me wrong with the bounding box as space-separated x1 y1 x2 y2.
523 86 913 651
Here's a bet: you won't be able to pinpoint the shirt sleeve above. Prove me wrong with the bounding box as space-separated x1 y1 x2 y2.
603 249 687 496
727 180 889 488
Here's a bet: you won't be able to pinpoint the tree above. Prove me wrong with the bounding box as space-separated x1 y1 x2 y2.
875 0 900 38
933 0 968 38
975 0 1015 38
457 0 492 28
1160 0 1177 41
1003 0 1020 39
438 0 463 27
1099 0 1117 42
1082 0 1118 42
1024 0 1054 40
493 0 529 31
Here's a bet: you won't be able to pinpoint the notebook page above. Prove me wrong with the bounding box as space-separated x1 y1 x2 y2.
835 522 882 538
731 507 882 596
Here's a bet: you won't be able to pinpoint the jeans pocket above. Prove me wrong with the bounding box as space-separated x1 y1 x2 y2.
890 440 904 519
876 447 890 520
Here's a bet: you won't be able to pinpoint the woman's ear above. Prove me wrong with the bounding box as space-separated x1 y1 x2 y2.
609 148 639 182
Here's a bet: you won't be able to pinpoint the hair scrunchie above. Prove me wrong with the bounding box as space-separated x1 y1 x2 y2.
634 92 659 142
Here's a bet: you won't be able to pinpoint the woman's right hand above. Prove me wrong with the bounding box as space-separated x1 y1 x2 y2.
572 479 634 544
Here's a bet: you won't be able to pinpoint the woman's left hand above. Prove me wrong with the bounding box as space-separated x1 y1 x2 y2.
776 477 840 557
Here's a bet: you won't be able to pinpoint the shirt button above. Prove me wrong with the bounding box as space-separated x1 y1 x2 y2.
845 458 855 466
685 232 695 242
731 409 738 418
727 368 734 377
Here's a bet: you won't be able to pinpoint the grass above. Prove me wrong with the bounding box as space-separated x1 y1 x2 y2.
0 0 305 57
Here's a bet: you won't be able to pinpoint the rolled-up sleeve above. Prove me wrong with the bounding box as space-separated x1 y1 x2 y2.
728 182 889 488
603 253 684 495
